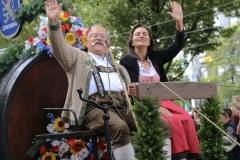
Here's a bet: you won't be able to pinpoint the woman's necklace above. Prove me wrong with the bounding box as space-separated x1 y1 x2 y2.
139 59 146 70
140 62 144 68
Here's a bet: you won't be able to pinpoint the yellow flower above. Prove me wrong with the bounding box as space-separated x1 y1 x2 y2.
65 33 76 44
81 35 88 47
60 12 68 22
70 140 86 155
46 38 51 46
41 152 56 160
53 118 65 132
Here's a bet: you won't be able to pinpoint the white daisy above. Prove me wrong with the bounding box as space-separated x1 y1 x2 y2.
24 43 31 50
71 25 80 31
46 124 54 133
70 154 82 160
57 152 64 158
39 16 49 23
33 37 40 46
79 148 89 158
63 129 69 133
98 150 104 158
60 158 70 160
70 16 77 23
59 142 69 154
37 30 47 40
64 123 70 129
51 140 61 146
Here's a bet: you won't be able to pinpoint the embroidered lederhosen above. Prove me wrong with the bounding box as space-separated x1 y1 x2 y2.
86 64 129 113
92 64 128 98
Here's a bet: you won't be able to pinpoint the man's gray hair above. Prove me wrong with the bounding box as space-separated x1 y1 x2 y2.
88 24 110 43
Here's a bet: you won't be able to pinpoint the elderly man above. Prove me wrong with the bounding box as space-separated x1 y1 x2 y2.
44 0 137 159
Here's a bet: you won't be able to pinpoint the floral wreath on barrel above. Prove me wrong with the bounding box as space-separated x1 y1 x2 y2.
27 113 107 160
25 12 108 160
23 11 89 57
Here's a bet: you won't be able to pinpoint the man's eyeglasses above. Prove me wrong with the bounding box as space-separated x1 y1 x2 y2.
89 33 107 39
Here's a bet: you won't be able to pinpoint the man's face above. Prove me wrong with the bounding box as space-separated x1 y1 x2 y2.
219 114 227 125
193 111 199 119
87 27 109 57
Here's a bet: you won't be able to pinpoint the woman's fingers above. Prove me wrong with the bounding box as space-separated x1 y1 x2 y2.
160 107 173 117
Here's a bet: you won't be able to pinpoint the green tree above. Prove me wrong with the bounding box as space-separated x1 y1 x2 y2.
198 97 225 160
203 23 240 106
1 0 240 81
74 0 240 80
132 96 166 160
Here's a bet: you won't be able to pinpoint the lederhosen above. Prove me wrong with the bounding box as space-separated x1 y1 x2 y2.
86 63 129 116
83 63 137 148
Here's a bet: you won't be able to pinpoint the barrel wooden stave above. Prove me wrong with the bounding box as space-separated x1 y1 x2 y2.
0 53 68 160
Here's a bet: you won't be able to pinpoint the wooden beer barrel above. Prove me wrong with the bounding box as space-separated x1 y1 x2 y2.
0 53 68 160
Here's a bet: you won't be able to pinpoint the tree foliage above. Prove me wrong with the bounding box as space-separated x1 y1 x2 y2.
198 97 225 160
203 23 240 106
1 0 240 80
74 0 240 81
132 96 166 160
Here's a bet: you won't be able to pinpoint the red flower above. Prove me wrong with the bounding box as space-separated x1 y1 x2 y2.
65 23 71 32
64 12 70 18
41 40 47 45
98 137 105 145
66 138 76 145
86 28 91 35
98 144 106 150
76 30 83 37
89 154 94 160
62 153 67 158
42 27 47 32
53 146 59 152
61 25 66 32
102 152 108 160
28 37 34 44
40 145 46 154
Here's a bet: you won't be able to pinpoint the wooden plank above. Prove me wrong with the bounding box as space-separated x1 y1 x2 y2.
136 82 217 101
35 130 102 140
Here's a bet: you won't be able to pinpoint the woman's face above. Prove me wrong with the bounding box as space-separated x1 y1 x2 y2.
131 27 150 49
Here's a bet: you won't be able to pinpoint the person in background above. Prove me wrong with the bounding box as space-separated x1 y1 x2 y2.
120 1 202 160
220 108 238 160
233 105 240 160
231 107 239 126
192 108 202 130
44 0 137 159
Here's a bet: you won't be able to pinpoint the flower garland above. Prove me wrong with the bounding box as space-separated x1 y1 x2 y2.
27 113 107 160
0 11 91 77
24 11 89 57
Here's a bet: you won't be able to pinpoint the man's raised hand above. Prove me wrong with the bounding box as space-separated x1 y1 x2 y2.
44 0 62 25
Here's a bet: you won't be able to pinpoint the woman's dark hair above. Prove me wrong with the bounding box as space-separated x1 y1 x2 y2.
126 23 157 60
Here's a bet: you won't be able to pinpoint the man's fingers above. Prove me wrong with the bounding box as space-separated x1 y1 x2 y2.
59 3 63 10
